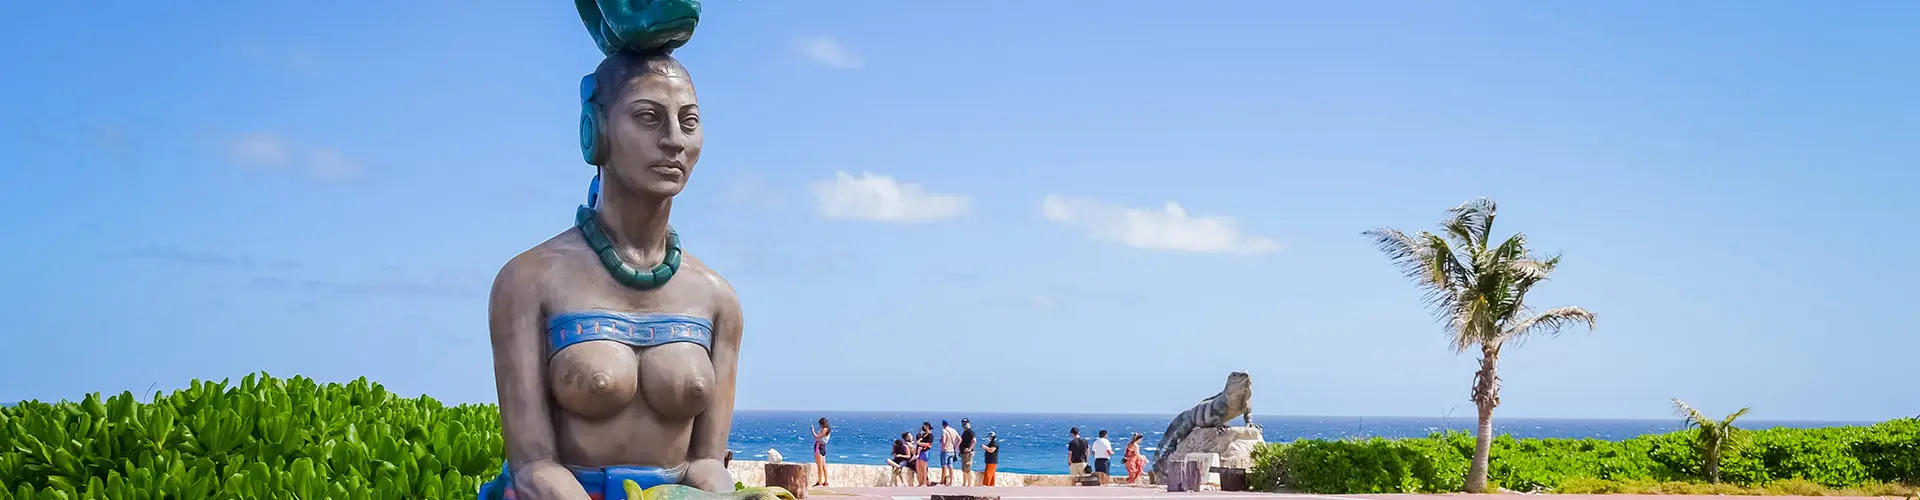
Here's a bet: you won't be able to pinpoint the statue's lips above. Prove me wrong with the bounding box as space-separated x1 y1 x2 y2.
649 17 698 36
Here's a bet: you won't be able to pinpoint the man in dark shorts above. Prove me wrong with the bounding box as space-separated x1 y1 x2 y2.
1066 427 1090 483
958 418 978 486
1091 429 1114 484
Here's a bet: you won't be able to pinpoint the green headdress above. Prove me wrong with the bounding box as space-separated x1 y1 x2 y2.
575 0 701 56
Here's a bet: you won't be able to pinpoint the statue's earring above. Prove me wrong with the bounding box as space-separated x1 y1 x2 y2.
579 74 607 166
587 171 602 208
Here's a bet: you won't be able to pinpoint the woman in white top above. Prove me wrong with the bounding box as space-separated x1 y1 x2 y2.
812 417 832 487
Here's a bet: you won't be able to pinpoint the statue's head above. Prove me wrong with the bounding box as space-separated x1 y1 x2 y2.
581 49 701 200
1227 371 1251 390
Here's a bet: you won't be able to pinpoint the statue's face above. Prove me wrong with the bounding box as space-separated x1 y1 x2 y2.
602 65 702 198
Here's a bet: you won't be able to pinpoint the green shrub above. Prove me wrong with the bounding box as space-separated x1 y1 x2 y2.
0 373 502 499
1244 419 1920 495
1853 418 1920 484
1275 436 1466 493
1247 442 1287 491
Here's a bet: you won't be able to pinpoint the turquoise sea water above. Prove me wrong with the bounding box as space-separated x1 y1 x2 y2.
726 411 1869 475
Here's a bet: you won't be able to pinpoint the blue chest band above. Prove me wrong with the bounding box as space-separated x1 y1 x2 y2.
547 310 713 354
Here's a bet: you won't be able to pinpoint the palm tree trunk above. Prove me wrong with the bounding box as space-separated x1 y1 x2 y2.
1705 443 1721 484
1466 400 1494 493
1465 347 1500 493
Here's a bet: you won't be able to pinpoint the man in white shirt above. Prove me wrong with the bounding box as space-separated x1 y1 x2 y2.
1090 429 1115 484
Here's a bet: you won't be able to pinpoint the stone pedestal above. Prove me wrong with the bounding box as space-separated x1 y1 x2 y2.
764 463 809 499
1184 452 1220 487
1166 460 1205 492
1215 467 1248 492
1156 425 1264 482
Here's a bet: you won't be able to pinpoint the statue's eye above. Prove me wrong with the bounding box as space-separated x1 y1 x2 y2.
635 110 660 124
680 115 699 130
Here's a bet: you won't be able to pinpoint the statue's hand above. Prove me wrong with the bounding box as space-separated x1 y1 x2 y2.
515 461 597 500
682 458 733 493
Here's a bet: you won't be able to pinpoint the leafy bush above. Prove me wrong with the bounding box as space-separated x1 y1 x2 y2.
1247 442 1287 491
1268 436 1466 493
1556 477 1917 497
1248 418 1920 495
0 373 503 499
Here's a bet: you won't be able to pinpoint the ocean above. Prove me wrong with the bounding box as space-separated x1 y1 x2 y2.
726 411 1868 475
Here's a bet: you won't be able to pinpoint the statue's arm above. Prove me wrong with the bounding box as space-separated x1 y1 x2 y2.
490 256 591 500
685 271 742 492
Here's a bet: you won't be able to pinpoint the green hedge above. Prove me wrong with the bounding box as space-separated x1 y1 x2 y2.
8 373 1916 498
1250 419 1920 494
0 373 503 499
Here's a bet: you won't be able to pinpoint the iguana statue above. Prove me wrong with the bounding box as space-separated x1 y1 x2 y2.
1151 371 1256 478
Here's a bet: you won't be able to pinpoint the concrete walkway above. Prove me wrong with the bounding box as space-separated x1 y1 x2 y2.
814 486 1904 500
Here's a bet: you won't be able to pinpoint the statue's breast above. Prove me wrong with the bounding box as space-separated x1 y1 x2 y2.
545 310 715 420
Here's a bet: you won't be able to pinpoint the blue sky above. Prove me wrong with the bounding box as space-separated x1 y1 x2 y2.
2 1 1915 421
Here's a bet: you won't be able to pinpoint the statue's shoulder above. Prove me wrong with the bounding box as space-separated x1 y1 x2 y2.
679 252 740 313
492 228 591 298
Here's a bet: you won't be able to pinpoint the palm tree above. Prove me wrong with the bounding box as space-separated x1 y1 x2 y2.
1672 398 1751 484
1363 198 1597 493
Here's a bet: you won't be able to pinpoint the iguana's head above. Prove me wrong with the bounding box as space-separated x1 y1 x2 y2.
1225 371 1252 396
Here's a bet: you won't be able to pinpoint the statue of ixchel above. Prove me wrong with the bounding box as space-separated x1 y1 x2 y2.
482 2 788 499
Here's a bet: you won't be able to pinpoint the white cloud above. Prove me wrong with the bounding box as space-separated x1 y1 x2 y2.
1041 194 1279 254
306 148 365 181
809 171 969 223
224 132 365 182
796 36 861 70
226 132 290 168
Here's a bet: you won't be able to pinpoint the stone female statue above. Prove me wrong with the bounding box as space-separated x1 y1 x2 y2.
481 2 781 499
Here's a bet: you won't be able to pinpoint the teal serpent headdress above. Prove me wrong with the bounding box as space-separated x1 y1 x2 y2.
575 0 702 56
574 0 700 290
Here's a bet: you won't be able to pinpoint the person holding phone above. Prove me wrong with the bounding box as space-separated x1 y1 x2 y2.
812 418 832 487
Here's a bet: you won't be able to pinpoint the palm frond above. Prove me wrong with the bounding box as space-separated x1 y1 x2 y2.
1444 198 1498 251
1490 232 1528 261
1672 398 1708 428
1363 227 1435 284
1457 287 1502 352
1723 407 1753 425
1507 259 1553 283
1365 228 1473 334
1502 306 1596 344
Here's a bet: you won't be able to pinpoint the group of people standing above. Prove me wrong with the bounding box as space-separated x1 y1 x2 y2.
1065 427 1150 485
885 419 1000 487
808 418 1149 488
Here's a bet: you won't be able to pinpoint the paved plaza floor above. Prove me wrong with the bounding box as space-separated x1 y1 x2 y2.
815 485 1901 500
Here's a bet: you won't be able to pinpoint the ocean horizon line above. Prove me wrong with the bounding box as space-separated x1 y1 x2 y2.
729 408 1882 425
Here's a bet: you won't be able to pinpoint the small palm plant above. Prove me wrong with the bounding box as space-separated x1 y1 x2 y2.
1671 398 1751 484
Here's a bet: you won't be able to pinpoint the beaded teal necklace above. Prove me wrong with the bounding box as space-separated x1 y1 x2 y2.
576 173 681 290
